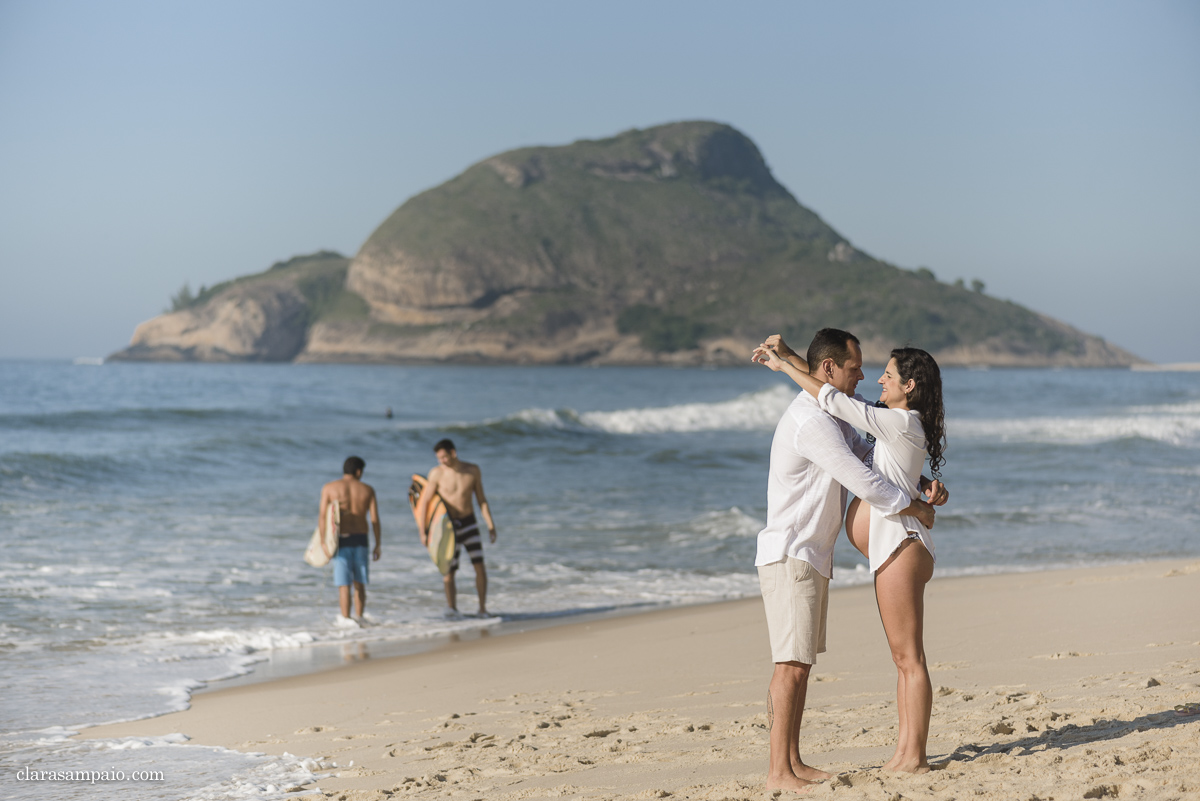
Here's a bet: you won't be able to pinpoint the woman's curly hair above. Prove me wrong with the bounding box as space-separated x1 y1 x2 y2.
891 347 946 478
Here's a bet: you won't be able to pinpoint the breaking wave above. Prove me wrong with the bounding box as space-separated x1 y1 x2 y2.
949 401 1200 446
458 385 797 436
461 391 1200 447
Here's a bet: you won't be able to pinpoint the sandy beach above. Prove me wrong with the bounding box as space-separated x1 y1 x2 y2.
83 559 1200 800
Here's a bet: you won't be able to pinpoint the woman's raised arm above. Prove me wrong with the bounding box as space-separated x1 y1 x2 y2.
752 343 826 398
753 343 914 444
816 385 913 444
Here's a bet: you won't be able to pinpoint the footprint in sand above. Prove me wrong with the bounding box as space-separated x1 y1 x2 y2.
832 771 879 788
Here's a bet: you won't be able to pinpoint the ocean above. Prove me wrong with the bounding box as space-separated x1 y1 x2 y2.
2 361 1198 799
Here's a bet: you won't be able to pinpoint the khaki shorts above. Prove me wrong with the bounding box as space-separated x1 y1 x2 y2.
758 558 829 665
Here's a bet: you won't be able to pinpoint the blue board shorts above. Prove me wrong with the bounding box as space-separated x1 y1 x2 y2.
332 544 369 587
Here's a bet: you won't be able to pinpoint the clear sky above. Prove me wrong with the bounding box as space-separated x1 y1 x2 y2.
1 0 1197 362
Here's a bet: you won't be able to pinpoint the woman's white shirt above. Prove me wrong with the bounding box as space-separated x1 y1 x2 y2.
816 383 935 572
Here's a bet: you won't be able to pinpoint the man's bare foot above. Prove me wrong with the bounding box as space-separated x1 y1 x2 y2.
765 772 814 793
792 762 832 782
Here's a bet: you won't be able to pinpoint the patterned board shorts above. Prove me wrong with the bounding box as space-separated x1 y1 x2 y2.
448 514 484 573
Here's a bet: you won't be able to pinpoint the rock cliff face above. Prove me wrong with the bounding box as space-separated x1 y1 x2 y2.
117 281 309 362
110 252 355 363
112 122 1145 367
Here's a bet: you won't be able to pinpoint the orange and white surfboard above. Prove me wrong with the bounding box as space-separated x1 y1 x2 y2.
408 474 456 575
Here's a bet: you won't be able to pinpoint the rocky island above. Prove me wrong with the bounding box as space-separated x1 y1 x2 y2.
110 121 1142 367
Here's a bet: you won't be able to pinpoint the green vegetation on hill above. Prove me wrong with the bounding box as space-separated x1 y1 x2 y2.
357 121 1099 358
164 251 368 325
617 305 714 352
126 121 1135 366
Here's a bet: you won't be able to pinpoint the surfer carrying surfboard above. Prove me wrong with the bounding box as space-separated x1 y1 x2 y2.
414 439 497 618
319 456 382 627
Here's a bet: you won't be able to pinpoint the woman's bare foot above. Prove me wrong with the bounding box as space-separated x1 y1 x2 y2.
792 761 832 782
765 772 814 793
881 753 902 771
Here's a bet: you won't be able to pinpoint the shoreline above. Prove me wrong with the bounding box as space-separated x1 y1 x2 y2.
151 557 1177 701
197 557 1176 697
80 558 1200 800
200 601 681 695
181 556 1197 698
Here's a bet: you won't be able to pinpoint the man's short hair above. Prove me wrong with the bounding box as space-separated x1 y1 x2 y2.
343 456 365 476
433 438 456 454
806 327 861 372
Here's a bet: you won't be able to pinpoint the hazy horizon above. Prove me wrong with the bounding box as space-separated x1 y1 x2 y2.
1 1 1197 362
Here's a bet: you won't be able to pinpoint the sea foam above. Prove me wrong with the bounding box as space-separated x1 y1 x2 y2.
949 401 1200 446
580 385 795 433
478 385 796 436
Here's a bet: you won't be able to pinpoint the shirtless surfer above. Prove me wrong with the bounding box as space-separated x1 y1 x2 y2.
319 456 381 627
414 439 497 618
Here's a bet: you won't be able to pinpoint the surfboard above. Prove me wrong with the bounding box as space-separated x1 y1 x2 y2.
408 474 456 576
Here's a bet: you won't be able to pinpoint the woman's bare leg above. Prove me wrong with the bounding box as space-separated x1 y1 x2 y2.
874 539 935 773
885 666 909 770
847 499 907 766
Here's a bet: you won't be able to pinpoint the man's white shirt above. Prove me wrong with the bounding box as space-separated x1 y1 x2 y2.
755 391 910 577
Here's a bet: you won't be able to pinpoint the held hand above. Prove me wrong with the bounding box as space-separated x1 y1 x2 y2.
751 345 786 372
923 479 949 506
761 334 795 360
914 499 936 530
489 527 497 544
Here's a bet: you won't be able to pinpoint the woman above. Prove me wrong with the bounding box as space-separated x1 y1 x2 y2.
754 339 947 774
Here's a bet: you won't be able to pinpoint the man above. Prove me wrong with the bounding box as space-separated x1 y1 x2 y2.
754 329 947 792
319 456 381 627
415 439 498 618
